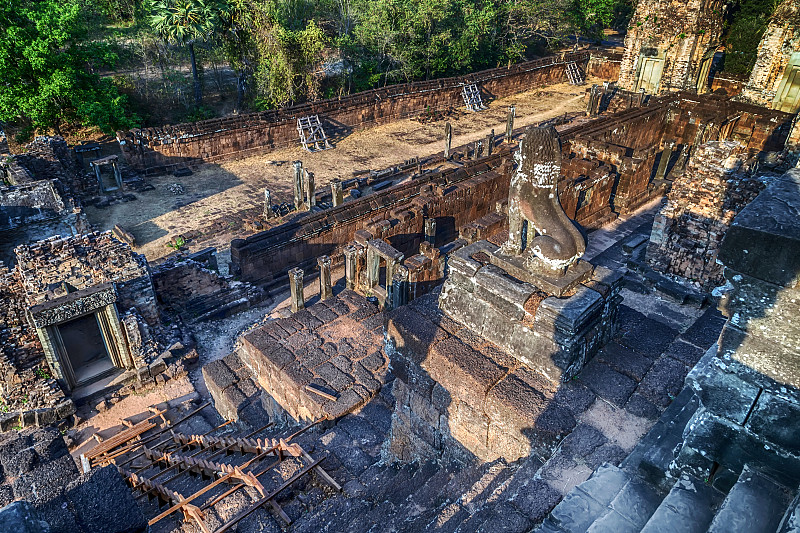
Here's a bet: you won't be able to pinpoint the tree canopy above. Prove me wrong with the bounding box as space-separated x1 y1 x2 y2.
0 0 137 139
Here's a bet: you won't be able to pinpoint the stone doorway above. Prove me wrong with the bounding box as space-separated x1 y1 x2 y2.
636 56 665 93
58 313 116 386
774 54 800 113
29 282 134 392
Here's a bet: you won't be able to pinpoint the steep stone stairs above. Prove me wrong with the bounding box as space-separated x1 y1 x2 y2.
534 385 800 533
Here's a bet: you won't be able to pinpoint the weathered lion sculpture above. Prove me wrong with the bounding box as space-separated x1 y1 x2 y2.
500 125 586 272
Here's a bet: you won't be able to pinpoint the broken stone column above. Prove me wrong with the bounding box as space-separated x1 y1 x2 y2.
263 189 273 219
472 141 481 160
344 244 361 290
486 130 494 156
288 268 305 313
317 255 333 300
444 122 453 159
304 170 316 209
387 265 409 310
587 84 602 116
424 218 436 245
654 140 675 181
292 161 304 210
506 106 516 143
331 179 343 207
636 88 646 105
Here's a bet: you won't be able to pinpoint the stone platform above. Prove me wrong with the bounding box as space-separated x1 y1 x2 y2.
205 291 391 424
440 240 622 382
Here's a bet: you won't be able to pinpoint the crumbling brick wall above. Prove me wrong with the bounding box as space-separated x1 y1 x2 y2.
646 141 765 290
117 52 592 174
14 232 159 325
618 0 725 93
151 258 263 322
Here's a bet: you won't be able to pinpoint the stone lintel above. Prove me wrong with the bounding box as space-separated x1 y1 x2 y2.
28 282 117 328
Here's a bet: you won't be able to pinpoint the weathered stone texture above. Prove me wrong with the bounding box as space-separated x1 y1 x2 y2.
151 254 263 322
14 231 158 325
738 0 800 110
646 141 765 290
618 0 725 93
669 168 800 486
233 292 389 423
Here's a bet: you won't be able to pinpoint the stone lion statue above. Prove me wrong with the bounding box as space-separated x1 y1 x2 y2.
499 125 586 272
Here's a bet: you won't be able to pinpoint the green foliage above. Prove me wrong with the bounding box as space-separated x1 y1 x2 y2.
34 368 52 380
145 0 230 105
724 0 780 75
167 236 186 250
0 0 138 139
147 0 229 45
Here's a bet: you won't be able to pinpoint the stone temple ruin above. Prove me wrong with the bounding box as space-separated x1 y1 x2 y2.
3 0 800 530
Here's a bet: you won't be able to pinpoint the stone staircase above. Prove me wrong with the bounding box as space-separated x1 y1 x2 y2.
535 462 798 533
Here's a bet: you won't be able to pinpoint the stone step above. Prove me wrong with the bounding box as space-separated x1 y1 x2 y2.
534 464 631 532
778 490 800 533
639 474 723 533
585 475 662 533
707 466 794 533
621 387 700 489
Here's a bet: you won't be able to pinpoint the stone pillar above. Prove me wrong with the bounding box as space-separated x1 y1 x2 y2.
472 141 481 160
506 106 516 143
486 130 494 156
654 140 675 181
637 88 646 106
317 255 333 300
366 247 380 289
344 245 360 290
331 179 343 207
587 84 601 116
304 170 316 209
444 122 452 159
263 189 273 219
94 165 103 192
292 161 304 210
112 161 123 189
288 268 305 313
387 265 409 310
424 218 436 245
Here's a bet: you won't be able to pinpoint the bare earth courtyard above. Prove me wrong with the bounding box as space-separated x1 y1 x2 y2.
85 80 593 262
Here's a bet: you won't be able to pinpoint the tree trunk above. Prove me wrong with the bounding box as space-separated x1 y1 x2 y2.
189 42 202 107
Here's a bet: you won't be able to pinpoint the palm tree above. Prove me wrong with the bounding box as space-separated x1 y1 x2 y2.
147 0 229 107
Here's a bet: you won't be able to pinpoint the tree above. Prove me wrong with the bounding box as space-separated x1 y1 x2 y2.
146 0 230 106
0 0 136 139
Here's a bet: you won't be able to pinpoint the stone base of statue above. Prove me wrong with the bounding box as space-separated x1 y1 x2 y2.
439 240 622 382
489 248 593 297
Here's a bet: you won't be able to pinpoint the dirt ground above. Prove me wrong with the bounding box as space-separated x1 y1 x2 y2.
85 79 597 262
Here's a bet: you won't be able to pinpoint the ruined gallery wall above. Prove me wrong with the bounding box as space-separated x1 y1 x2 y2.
231 154 513 285
0 181 65 231
586 51 623 80
117 52 591 174
0 266 72 425
618 0 725 92
14 232 159 325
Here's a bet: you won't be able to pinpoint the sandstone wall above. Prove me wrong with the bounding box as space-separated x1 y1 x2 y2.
117 52 590 174
739 1 800 109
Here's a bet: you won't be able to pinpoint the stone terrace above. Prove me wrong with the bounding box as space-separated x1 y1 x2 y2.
200 202 729 533
205 291 390 424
